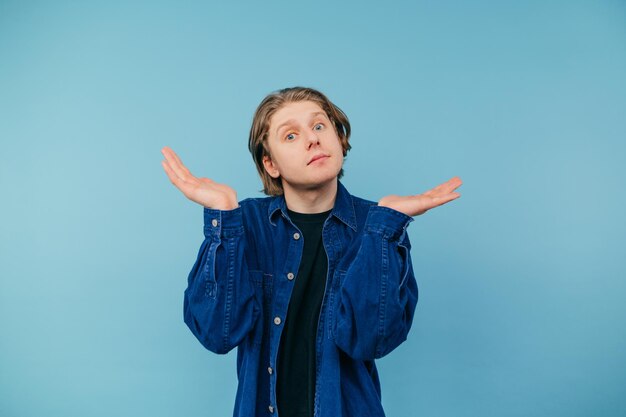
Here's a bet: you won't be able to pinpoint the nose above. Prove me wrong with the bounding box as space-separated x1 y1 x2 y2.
304 129 320 148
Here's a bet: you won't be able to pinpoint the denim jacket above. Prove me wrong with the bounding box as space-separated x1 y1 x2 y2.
183 180 418 417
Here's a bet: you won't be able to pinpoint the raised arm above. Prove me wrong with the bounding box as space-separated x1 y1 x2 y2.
333 206 417 360
333 177 462 360
161 146 259 354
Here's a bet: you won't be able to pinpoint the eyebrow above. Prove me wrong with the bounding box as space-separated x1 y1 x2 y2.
274 111 328 136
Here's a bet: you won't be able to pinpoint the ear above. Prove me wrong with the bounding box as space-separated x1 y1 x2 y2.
262 155 281 179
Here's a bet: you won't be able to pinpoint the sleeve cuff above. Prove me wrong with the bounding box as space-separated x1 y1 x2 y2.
203 205 243 239
364 205 414 238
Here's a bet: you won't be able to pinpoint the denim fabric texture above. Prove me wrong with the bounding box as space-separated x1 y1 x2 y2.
183 181 419 417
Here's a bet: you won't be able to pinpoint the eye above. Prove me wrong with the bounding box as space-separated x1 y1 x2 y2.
286 133 296 141
314 123 324 131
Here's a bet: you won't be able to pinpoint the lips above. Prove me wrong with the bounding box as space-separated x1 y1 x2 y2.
308 154 329 165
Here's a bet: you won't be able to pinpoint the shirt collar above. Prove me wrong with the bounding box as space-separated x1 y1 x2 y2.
268 180 357 231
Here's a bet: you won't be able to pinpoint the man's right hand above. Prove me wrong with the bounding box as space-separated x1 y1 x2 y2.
161 146 239 210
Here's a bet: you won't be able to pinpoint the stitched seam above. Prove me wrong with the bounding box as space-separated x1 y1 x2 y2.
204 241 219 298
223 237 235 352
398 242 409 289
377 235 388 358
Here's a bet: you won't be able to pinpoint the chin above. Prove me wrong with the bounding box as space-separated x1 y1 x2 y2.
297 175 338 191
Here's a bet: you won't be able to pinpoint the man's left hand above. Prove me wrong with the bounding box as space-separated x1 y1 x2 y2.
378 176 463 217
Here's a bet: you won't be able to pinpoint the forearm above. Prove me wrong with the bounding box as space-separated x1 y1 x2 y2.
333 205 419 360
183 206 260 354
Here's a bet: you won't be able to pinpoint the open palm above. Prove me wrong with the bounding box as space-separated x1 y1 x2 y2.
161 146 239 210
378 176 463 217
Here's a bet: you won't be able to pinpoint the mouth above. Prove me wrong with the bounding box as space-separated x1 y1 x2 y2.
308 154 329 165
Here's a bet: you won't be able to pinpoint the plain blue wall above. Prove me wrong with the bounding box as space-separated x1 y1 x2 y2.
1 1 624 416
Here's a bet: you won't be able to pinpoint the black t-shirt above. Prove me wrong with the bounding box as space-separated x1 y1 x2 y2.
276 208 331 417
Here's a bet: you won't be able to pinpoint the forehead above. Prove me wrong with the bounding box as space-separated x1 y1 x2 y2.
269 101 328 131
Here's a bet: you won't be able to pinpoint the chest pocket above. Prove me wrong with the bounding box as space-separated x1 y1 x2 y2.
327 269 346 340
249 270 273 347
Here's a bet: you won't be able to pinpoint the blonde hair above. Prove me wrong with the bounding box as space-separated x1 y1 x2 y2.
248 87 352 196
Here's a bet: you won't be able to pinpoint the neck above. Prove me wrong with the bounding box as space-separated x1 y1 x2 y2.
282 178 338 214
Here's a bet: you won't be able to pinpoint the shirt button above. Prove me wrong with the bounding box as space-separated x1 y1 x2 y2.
211 219 218 227
293 232 300 240
268 405 274 413
287 272 295 280
267 366 273 375
274 316 282 325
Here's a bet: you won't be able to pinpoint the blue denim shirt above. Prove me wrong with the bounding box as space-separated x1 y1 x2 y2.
184 180 418 417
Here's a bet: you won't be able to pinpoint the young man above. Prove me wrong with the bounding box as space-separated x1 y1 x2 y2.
161 87 462 417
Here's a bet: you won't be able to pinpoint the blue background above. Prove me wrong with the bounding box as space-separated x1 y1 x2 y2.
1 1 625 416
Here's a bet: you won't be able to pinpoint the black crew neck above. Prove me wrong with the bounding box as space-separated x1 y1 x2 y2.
286 208 332 224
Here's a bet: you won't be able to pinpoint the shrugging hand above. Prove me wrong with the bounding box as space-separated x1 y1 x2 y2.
161 146 239 210
378 176 463 217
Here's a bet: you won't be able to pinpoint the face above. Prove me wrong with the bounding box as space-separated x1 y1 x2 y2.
263 100 344 193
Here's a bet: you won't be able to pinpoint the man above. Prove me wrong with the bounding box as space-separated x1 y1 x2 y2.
161 87 462 417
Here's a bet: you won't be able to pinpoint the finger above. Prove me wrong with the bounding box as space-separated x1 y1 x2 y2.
168 147 188 171
444 177 463 192
162 147 194 181
162 159 192 193
430 177 463 196
432 192 461 207
161 159 180 183
161 147 183 173
161 147 184 171
422 180 450 195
